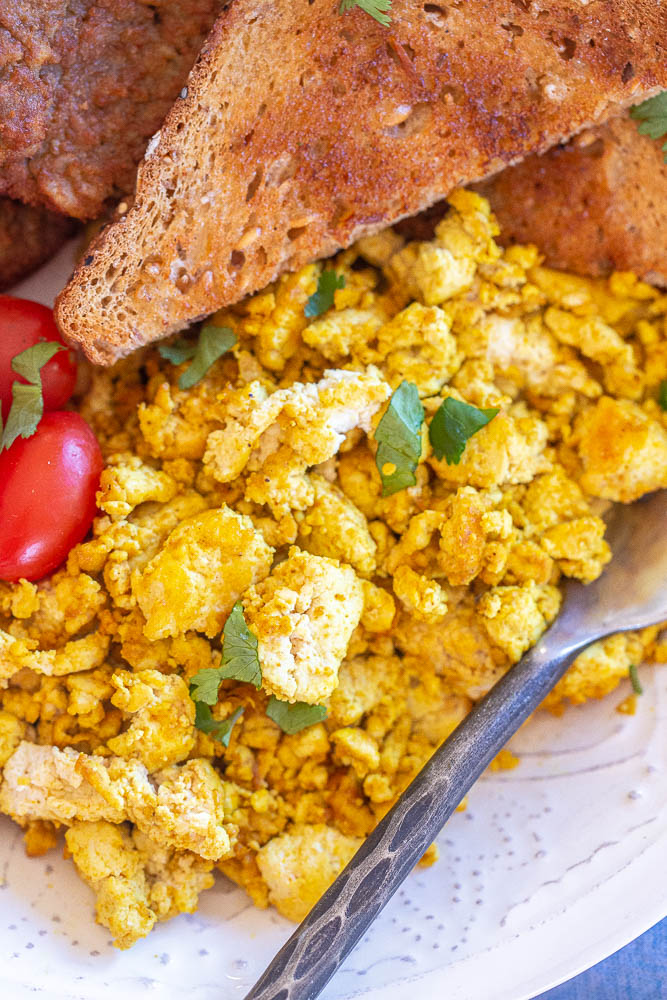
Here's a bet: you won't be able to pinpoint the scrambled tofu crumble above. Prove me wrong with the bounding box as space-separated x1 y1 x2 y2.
1 190 666 946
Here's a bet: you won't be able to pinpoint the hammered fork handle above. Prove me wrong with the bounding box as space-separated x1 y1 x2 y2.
244 611 593 1000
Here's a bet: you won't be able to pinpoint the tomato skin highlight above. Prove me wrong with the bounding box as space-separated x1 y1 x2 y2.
0 411 103 581
0 295 77 421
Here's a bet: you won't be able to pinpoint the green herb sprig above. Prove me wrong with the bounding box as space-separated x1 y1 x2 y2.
194 703 244 746
374 380 424 496
339 0 392 27
266 696 328 734
189 603 328 740
190 602 262 709
429 397 499 465
659 380 667 412
631 91 667 163
158 324 236 389
304 271 346 318
1 342 65 452
629 664 643 696
189 603 260 745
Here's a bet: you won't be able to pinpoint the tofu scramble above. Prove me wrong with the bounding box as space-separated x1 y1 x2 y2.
1 190 666 948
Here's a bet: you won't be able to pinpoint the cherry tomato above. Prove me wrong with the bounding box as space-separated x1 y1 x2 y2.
0 411 103 581
0 295 77 421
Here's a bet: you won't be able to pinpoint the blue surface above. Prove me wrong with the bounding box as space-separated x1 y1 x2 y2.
535 916 667 999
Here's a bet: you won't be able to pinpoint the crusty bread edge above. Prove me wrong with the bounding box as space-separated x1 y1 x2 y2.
55 0 667 364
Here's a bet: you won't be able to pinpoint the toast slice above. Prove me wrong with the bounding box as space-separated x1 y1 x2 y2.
397 114 667 287
56 0 667 364
0 0 222 219
477 115 667 286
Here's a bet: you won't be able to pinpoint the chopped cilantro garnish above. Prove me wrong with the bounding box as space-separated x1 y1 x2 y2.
629 664 643 696
189 603 262 709
12 342 65 383
158 324 236 389
374 380 424 496
189 667 225 706
659 380 667 412
631 91 667 163
1 382 45 452
179 325 236 389
194 703 244 746
188 608 326 737
266 696 327 734
429 397 499 465
157 338 197 366
339 0 392 27
1 342 64 452
218 601 262 687
304 270 346 318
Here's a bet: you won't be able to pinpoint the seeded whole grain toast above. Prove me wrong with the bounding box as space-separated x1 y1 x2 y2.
56 0 667 364
396 113 667 287
0 0 223 220
477 114 667 287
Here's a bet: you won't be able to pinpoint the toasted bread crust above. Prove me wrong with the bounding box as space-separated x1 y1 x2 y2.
476 115 667 286
56 0 667 363
398 115 667 286
0 198 76 292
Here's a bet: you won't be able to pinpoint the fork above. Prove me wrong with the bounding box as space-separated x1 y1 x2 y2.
244 490 667 1000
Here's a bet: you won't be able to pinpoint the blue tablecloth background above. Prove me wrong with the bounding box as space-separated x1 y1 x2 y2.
536 916 667 999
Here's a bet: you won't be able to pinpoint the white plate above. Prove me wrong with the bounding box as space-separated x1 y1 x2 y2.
2 247 666 999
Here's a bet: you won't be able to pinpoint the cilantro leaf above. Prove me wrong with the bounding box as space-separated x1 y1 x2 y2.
157 337 197 365
304 270 346 318
188 607 257 748
429 397 499 465
1 381 44 451
189 667 226 705
12 342 64 383
629 664 643 697
339 0 392 27
374 380 424 496
219 601 262 688
631 91 667 162
659 380 667 412
188 604 260 719
1 342 66 451
194 702 244 746
266 696 327 735
158 325 236 389
179 325 236 390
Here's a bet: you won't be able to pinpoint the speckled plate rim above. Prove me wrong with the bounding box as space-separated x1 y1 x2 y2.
352 845 667 1000
2 843 666 1000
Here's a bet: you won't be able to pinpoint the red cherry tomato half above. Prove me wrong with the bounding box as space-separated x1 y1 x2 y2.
0 411 103 582
0 295 77 421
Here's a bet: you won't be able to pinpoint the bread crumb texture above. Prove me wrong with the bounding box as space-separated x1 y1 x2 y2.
2 192 666 945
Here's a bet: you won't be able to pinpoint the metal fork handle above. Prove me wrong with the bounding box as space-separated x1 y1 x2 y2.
244 608 596 1000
